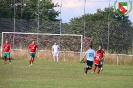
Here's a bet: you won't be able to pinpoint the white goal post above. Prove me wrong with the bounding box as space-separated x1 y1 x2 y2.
1 32 83 61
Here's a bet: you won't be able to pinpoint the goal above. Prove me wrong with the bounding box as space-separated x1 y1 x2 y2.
1 32 83 61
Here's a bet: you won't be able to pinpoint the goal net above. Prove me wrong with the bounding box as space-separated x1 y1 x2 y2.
1 32 83 61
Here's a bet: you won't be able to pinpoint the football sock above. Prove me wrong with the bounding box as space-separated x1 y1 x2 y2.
32 59 34 63
93 66 97 72
9 58 11 63
98 68 101 74
4 58 6 63
101 64 103 68
29 60 31 65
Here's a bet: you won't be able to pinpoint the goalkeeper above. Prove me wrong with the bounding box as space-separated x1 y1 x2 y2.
52 42 60 62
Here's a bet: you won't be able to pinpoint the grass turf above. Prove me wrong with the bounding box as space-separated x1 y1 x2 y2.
0 59 133 88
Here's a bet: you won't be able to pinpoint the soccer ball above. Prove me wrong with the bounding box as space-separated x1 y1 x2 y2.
101 68 103 71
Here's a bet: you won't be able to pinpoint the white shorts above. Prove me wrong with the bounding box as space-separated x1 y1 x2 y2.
53 52 59 56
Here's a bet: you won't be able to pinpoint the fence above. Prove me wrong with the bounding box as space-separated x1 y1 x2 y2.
0 18 133 64
105 54 133 65
1 19 133 54
0 49 81 61
0 18 61 33
0 48 133 65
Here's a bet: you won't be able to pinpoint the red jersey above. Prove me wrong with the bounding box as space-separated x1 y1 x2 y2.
28 44 38 52
96 49 105 58
94 53 102 65
3 44 11 52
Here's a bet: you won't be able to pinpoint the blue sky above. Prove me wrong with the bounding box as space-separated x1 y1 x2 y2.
52 0 133 23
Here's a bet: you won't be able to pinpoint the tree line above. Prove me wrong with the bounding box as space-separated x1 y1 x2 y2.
0 0 133 54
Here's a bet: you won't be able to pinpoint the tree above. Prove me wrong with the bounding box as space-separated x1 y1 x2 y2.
0 0 60 34
0 0 60 20
0 0 14 18
63 7 133 54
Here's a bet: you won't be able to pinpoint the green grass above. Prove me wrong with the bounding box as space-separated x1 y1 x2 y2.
0 59 133 88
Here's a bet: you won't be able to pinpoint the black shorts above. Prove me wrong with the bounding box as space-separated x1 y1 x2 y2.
87 60 93 68
95 64 102 68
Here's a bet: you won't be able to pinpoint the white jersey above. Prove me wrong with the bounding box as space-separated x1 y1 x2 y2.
52 45 59 53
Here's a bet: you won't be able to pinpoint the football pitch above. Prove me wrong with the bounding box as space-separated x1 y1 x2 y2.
0 59 133 88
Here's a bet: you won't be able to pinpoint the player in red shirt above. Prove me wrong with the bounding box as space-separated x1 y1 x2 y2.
92 50 103 74
97 45 105 71
28 40 38 66
2 40 11 64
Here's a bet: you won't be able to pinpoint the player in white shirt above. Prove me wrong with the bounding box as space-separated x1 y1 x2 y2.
52 42 60 62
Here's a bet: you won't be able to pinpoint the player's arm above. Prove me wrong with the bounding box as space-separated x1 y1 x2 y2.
2 45 4 54
103 53 105 58
92 50 96 58
28 45 30 52
81 53 86 61
58 45 60 51
9 44 11 53
52 45 54 54
36 45 38 52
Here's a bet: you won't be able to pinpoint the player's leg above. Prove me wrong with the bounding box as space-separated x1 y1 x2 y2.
4 56 7 64
8 58 11 64
56 52 59 62
32 58 34 64
3 53 7 64
31 53 35 64
56 56 59 62
92 64 97 73
7 53 11 64
86 61 93 72
84 60 89 74
100 58 104 71
29 57 32 66
88 61 93 70
97 67 101 74
53 52 56 62
84 61 93 74
97 64 102 74
29 53 33 66
30 57 33 65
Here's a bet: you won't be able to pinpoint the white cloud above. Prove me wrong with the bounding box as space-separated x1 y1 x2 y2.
52 0 96 8
52 0 133 22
